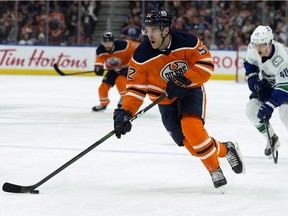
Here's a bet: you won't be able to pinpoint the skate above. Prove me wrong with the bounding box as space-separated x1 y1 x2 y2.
224 141 245 174
264 134 280 158
117 97 123 108
92 104 107 112
210 167 227 189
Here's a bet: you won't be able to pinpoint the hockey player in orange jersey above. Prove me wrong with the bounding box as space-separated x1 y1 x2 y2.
113 11 245 189
92 32 139 111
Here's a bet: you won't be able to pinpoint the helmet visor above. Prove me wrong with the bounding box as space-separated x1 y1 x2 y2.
142 26 162 36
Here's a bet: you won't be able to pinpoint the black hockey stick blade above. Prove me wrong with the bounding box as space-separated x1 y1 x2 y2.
53 63 94 76
2 94 166 194
3 182 39 194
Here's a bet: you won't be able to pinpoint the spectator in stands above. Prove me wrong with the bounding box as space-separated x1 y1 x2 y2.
36 6 48 24
20 18 33 37
1 0 288 49
82 0 99 31
49 3 65 30
121 16 142 42
81 9 94 43
0 24 9 44
18 32 34 45
50 20 68 46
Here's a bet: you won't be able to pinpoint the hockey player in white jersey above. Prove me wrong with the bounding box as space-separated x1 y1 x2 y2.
244 25 288 160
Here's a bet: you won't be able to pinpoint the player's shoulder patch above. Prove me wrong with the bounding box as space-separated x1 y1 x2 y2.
272 55 284 68
269 42 288 68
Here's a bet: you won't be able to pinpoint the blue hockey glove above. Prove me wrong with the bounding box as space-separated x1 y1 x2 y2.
247 74 263 93
94 66 104 76
247 74 273 101
257 101 276 123
113 108 132 139
166 74 192 99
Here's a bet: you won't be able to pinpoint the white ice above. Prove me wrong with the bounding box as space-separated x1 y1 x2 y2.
0 75 287 216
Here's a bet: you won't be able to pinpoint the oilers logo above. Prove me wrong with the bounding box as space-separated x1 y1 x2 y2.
106 57 121 67
161 61 189 81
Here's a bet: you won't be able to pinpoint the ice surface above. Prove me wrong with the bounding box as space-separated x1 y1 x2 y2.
0 75 287 216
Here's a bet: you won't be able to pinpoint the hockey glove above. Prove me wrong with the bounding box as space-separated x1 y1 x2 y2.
247 73 263 93
113 108 132 139
247 74 272 101
257 100 276 123
166 74 192 99
94 66 104 76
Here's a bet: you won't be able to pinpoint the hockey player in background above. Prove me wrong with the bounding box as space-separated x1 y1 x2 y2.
112 10 245 189
244 25 288 159
92 32 139 111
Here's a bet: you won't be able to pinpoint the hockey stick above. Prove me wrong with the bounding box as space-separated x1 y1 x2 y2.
254 85 278 164
54 64 128 76
263 117 278 164
2 94 167 194
53 63 94 76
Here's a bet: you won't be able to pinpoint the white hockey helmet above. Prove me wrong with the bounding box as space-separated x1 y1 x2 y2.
250 25 273 45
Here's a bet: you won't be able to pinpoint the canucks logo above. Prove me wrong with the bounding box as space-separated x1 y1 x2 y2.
161 61 189 81
272 55 284 67
106 57 121 67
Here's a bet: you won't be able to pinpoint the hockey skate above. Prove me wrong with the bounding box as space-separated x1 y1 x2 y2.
92 104 107 112
224 141 245 174
117 97 123 108
264 134 280 159
210 167 227 189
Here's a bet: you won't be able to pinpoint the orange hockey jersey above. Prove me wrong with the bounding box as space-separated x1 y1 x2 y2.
123 29 214 115
94 39 139 69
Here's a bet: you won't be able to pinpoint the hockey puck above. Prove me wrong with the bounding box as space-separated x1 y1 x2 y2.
30 190 39 194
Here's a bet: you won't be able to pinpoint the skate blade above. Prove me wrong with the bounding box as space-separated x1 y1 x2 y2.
218 186 225 195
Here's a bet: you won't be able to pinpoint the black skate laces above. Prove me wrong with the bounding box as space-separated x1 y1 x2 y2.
226 151 239 168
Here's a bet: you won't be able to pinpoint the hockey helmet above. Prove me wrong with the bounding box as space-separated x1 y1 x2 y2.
250 25 273 45
102 32 114 43
143 11 172 28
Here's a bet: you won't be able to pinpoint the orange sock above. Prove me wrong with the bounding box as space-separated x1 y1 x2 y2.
115 75 127 98
218 141 228 157
98 82 111 106
183 139 197 156
181 114 224 172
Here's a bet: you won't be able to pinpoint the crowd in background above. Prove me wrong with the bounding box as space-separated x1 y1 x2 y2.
1 1 287 49
0 1 100 46
122 1 288 50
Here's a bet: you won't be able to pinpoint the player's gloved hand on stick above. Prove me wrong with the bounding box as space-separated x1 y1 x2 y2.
113 108 132 139
166 74 192 99
257 100 276 123
247 73 272 100
247 73 263 93
94 66 104 76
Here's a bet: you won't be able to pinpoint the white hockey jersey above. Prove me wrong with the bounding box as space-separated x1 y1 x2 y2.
245 41 288 105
